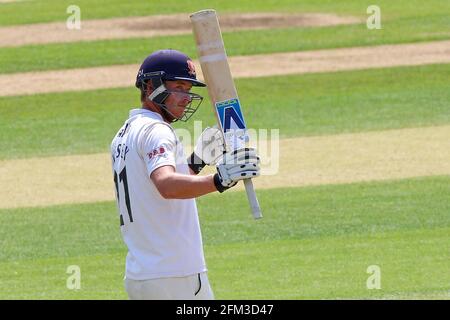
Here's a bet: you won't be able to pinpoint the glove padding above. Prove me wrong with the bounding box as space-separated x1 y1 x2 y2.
214 147 260 192
194 126 226 165
188 126 226 174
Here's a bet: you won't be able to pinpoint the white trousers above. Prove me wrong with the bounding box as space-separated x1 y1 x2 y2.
125 272 214 300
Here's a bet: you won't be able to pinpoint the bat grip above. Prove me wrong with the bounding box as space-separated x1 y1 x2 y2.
244 179 262 219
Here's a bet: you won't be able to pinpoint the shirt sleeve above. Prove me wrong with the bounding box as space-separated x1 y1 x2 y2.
138 123 177 177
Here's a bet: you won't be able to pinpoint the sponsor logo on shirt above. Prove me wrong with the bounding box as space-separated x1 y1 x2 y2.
147 146 166 160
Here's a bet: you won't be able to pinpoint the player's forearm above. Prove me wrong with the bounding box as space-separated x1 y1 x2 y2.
158 173 217 199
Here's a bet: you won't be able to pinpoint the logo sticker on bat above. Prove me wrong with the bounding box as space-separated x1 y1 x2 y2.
215 98 249 149
215 98 246 131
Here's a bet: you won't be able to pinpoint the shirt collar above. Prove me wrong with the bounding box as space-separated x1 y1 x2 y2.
129 108 164 122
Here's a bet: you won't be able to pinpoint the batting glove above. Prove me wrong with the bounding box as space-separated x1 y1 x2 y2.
188 126 226 174
214 147 261 193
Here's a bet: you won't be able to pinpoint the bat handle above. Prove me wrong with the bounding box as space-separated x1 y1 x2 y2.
244 179 262 219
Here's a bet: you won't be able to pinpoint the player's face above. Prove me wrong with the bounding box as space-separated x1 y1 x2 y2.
164 80 193 119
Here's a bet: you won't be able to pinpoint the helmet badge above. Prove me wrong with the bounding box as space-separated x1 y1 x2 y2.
187 60 196 76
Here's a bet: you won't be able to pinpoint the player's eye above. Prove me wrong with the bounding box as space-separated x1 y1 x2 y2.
175 86 190 92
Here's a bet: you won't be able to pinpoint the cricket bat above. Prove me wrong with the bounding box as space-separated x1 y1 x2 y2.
190 9 262 219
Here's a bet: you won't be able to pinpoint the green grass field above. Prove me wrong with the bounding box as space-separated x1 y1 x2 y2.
1 17 449 75
1 64 449 160
0 0 449 300
1 177 449 299
1 0 449 26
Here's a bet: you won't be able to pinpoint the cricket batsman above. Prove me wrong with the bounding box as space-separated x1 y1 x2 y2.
110 49 261 299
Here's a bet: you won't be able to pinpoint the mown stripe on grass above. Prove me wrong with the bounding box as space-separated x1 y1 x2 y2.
1 176 448 262
1 228 448 299
1 0 448 26
206 228 450 299
0 252 127 299
0 13 361 48
1 126 450 209
1 176 447 298
2 14 449 75
1 221 449 298
1 64 449 160
1 40 450 96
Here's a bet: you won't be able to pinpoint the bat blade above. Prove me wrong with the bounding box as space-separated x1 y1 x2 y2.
190 9 262 219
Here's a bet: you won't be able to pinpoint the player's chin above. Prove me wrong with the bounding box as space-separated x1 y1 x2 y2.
174 106 187 117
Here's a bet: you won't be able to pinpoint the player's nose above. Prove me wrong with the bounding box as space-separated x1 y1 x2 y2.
179 92 192 105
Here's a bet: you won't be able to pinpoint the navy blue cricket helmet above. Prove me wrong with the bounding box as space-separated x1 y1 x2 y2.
135 49 206 89
135 49 205 122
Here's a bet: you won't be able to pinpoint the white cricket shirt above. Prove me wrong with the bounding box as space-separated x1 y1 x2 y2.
111 109 207 280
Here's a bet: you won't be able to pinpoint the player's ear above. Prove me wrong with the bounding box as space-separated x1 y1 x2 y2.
146 81 154 92
141 81 154 102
